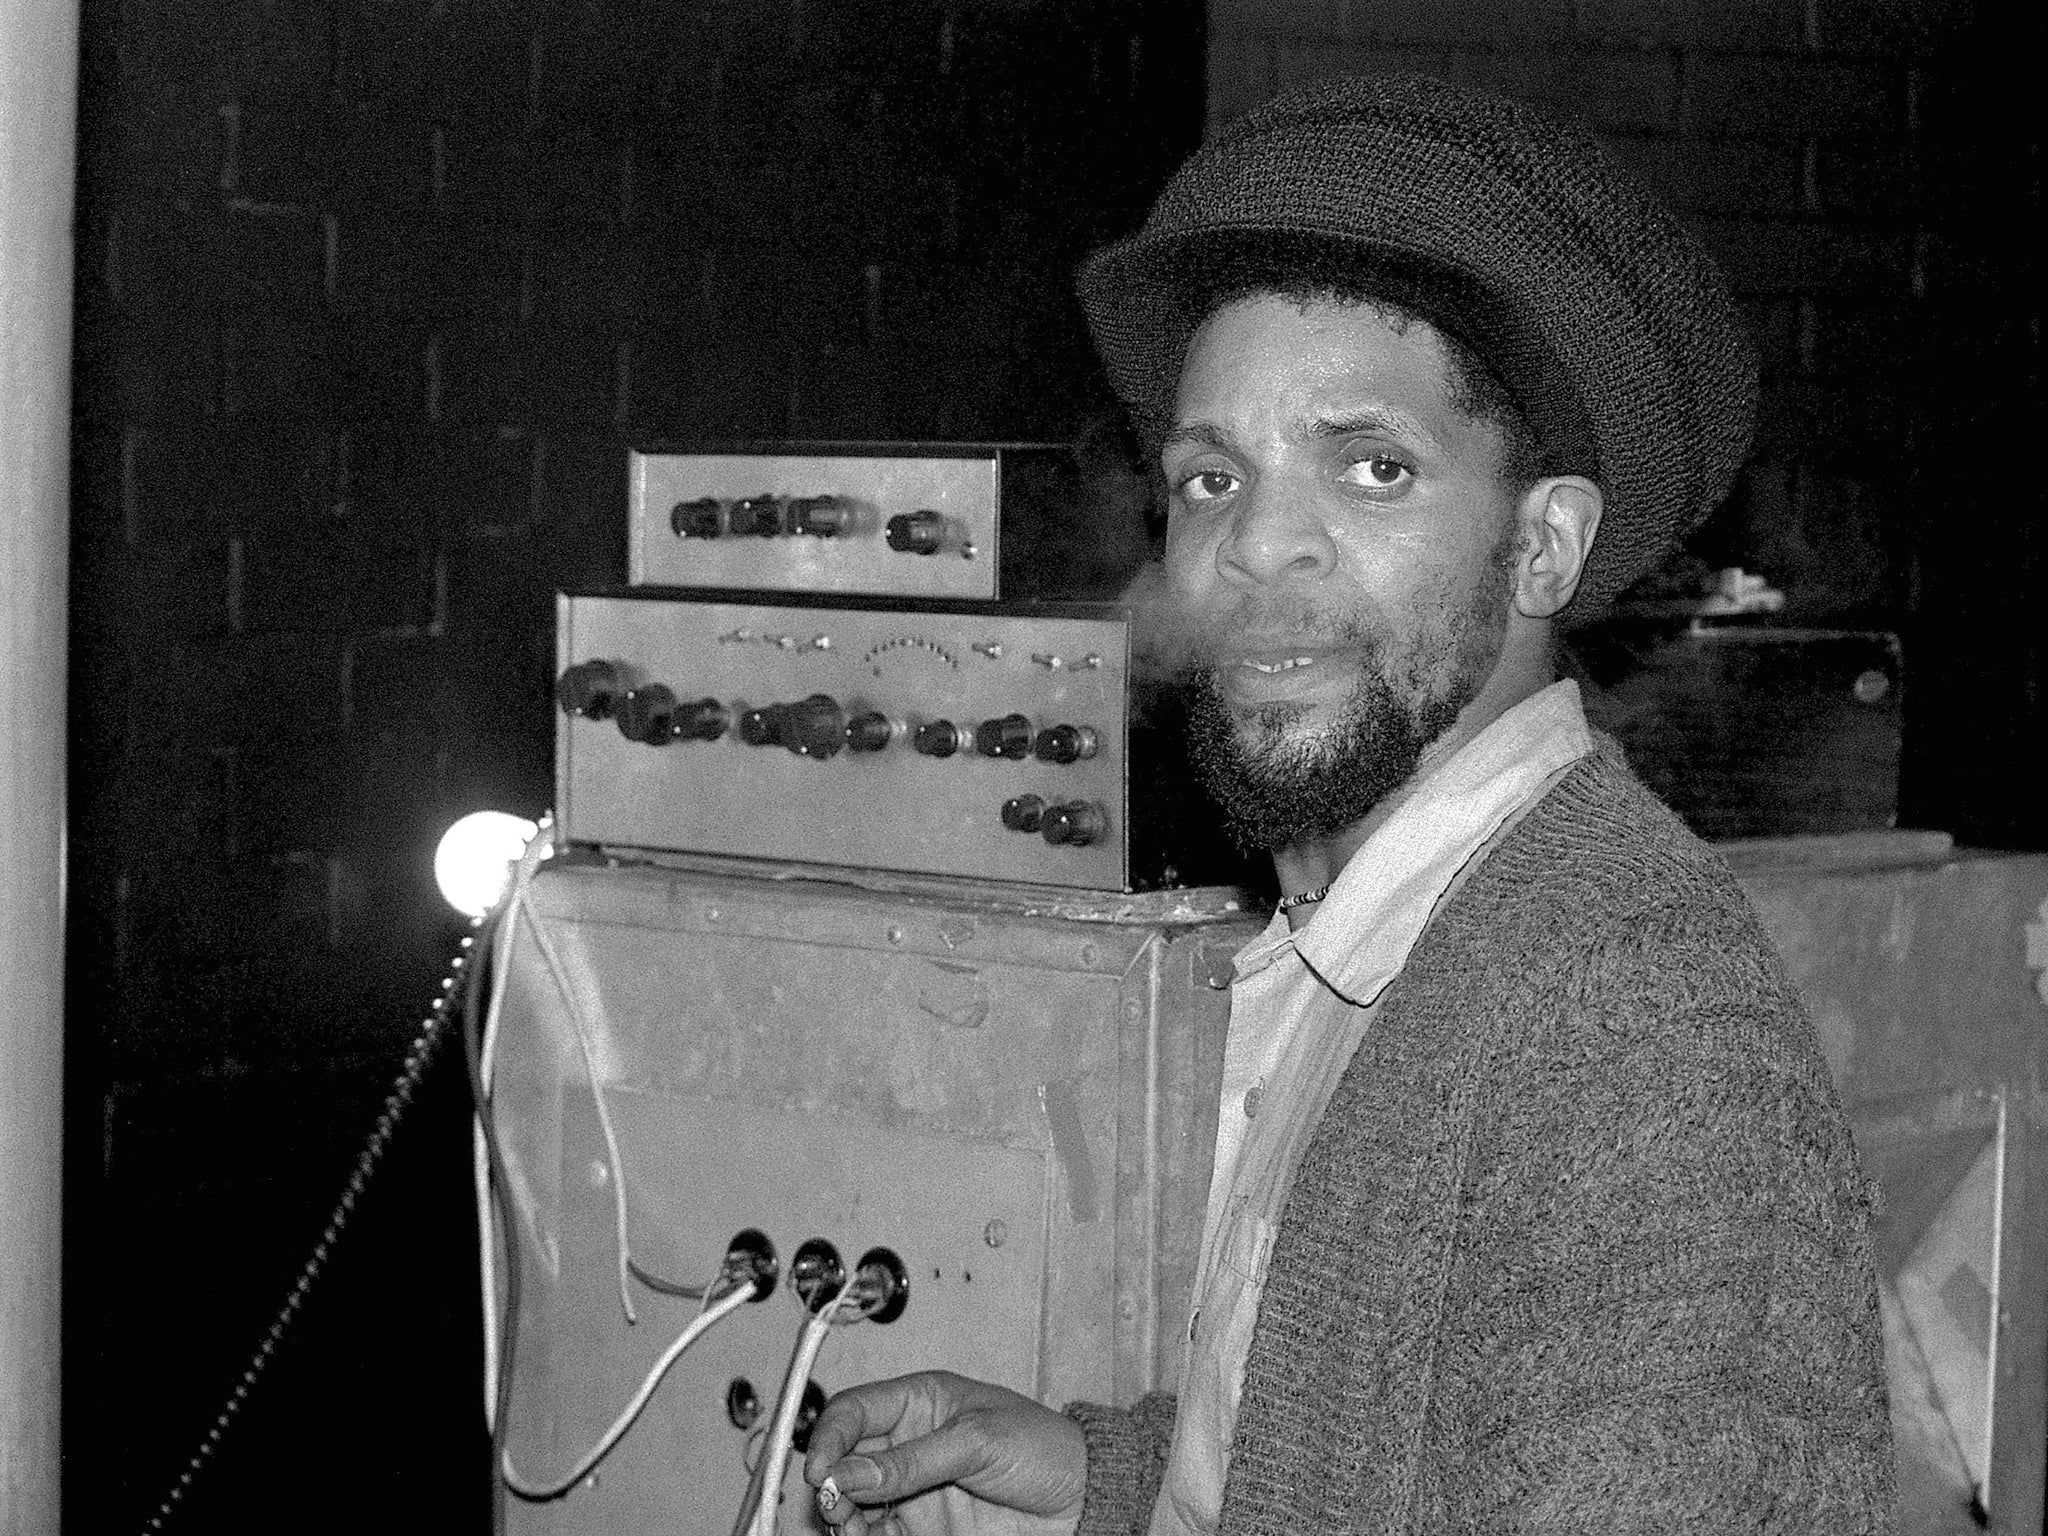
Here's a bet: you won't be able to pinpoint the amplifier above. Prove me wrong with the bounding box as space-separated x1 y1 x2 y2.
555 592 1168 890
628 445 1077 601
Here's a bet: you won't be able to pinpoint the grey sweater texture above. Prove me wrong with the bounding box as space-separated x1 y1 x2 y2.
1069 748 1897 1533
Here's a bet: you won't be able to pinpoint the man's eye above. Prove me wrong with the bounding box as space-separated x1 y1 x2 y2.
1179 469 1239 502
1340 455 1412 492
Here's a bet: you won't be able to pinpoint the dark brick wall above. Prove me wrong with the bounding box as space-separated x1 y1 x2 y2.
1206 0 2041 849
66 3 1202 1528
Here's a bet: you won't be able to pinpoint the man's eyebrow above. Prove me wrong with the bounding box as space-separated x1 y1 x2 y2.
1158 422 1227 453
1159 410 1440 454
1305 407 1434 445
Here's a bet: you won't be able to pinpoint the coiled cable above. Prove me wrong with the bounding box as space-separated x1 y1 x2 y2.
141 911 492 1533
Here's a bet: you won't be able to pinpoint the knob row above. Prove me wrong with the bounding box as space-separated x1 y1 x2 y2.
666 496 961 556
913 716 1097 763
558 664 1098 764
670 494 862 539
1000 796 1106 847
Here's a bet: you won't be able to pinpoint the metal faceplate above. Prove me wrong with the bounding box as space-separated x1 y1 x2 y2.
556 593 1133 888
628 449 1002 599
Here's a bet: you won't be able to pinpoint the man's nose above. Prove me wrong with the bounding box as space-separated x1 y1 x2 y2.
1216 479 1336 587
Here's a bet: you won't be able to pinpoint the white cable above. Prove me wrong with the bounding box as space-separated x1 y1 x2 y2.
747 1285 873 1536
501 1275 759 1500
477 825 555 1425
516 876 640 1326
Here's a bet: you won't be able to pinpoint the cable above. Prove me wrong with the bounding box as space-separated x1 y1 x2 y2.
462 903 522 1536
512 876 640 1325
475 824 554 1427
744 1282 876 1536
142 914 487 1535
500 1271 760 1500
627 1255 708 1299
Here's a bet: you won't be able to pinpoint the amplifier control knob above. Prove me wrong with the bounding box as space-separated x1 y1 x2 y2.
728 495 786 537
885 510 947 555
674 698 730 742
556 659 623 720
913 720 962 758
1041 800 1106 848
781 694 847 758
846 711 894 752
738 706 783 747
791 496 856 537
672 497 724 539
1032 724 1098 764
1001 795 1045 833
975 714 1033 759
617 684 679 744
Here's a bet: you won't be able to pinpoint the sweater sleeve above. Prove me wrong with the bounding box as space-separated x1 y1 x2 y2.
1065 1393 1178 1536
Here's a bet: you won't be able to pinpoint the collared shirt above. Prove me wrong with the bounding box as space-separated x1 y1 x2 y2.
1147 680 1595 1536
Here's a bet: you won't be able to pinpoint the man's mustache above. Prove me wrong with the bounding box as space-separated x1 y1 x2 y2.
1114 560 1369 684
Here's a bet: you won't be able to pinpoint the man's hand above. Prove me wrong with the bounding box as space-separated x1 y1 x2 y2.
801 1371 1086 1536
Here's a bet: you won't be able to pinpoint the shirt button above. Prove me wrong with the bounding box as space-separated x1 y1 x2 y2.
1242 1084 1263 1119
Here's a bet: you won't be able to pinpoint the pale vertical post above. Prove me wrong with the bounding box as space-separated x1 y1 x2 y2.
1 0 79 1528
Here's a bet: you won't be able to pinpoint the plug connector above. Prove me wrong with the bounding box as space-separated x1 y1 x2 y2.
790 1238 846 1313
849 1246 910 1325
724 1229 779 1302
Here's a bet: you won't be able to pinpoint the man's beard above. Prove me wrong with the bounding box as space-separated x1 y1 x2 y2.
1181 555 1514 854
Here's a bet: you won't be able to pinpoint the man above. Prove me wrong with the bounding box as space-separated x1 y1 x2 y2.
803 74 1897 1534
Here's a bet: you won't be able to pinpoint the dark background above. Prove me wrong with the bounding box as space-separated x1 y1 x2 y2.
64 0 2039 1531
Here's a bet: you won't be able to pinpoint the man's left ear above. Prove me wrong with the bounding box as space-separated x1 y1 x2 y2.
1512 476 1604 620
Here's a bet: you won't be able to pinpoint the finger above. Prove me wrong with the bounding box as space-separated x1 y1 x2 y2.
804 1377 939 1484
832 1417 997 1508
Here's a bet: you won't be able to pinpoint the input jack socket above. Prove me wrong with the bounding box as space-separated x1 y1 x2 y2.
851 1246 910 1325
724 1228 779 1302
790 1238 846 1312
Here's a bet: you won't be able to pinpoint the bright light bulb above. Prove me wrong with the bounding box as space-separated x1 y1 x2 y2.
435 811 540 917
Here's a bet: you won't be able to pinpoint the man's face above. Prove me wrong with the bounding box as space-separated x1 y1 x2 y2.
1159 294 1524 852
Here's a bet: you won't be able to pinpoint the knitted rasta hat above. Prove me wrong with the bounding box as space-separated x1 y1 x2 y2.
1076 74 1757 614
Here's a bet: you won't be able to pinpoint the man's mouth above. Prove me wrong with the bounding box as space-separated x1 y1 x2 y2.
1241 655 1318 674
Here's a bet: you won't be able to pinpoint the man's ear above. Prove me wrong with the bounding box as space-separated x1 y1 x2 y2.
1512 476 1604 620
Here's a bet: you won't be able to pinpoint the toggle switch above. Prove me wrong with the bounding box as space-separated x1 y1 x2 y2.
975 714 1033 760
1032 724 1098 764
555 659 625 720
1041 801 1106 848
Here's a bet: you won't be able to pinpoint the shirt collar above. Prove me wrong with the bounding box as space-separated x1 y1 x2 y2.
1232 679 1594 1002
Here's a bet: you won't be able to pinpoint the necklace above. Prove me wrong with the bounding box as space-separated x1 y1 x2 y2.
1275 883 1332 913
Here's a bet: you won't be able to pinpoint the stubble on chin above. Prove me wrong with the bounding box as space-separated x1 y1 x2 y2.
1182 541 1517 855
1184 661 1452 853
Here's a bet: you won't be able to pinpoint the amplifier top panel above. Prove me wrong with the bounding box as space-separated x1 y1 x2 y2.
629 445 1052 600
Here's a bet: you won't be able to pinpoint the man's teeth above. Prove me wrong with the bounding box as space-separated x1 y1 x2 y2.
1245 657 1315 673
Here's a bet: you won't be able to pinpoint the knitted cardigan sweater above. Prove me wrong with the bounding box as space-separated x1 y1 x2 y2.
1070 749 1897 1534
